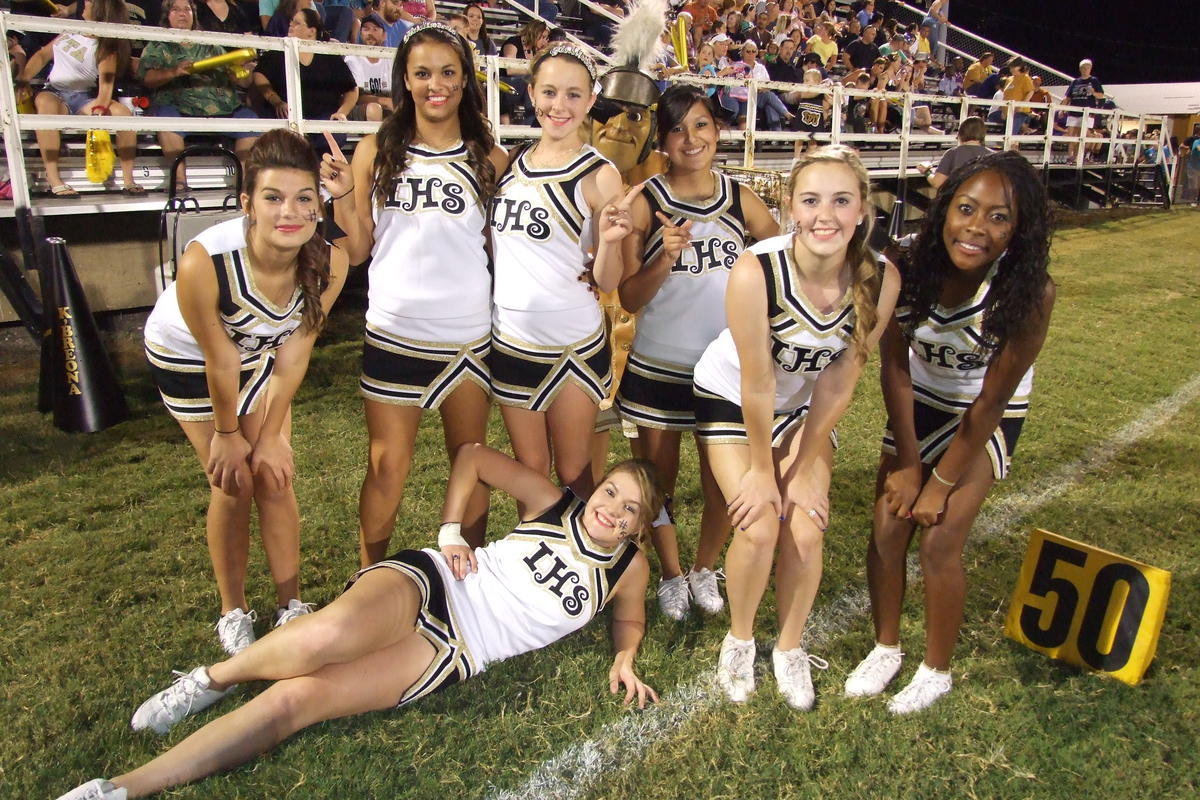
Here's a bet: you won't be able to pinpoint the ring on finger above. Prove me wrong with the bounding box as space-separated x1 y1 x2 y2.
807 508 818 518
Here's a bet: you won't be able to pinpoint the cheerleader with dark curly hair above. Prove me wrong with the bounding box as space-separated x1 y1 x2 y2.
844 151 1056 714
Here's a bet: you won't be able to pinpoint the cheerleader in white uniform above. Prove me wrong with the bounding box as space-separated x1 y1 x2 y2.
56 445 661 800
845 152 1055 714
489 45 640 503
329 21 508 566
615 85 779 620
143 130 350 655
692 146 899 710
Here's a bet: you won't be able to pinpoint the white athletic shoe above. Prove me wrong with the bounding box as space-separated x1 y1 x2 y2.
130 666 232 735
844 643 904 697
687 568 725 615
656 576 690 621
887 663 953 715
772 646 829 710
55 778 127 800
215 607 257 655
717 632 756 703
274 599 316 628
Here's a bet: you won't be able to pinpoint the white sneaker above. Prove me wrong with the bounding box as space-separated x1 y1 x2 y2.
717 632 756 702
656 576 690 621
274 598 316 628
844 643 904 697
887 663 953 715
772 646 829 710
687 568 725 615
215 607 257 655
131 666 232 735
55 779 127 800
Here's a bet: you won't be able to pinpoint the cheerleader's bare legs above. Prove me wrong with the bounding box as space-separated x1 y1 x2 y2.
358 383 491 566
502 382 599 515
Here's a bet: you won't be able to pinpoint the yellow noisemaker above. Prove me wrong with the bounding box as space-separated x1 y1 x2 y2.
475 68 517 95
671 14 689 71
186 48 256 75
85 129 115 183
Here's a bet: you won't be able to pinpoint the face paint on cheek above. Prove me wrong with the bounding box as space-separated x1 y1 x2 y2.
303 209 319 223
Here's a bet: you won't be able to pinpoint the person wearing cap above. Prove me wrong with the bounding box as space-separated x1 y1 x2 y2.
344 12 393 121
1064 58 1104 159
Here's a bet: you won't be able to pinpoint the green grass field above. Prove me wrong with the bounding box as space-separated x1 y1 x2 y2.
2 210 1198 799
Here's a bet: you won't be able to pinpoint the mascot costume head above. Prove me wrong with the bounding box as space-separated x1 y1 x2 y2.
590 0 669 184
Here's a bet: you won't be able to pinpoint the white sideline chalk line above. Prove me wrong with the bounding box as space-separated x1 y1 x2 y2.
486 371 1200 800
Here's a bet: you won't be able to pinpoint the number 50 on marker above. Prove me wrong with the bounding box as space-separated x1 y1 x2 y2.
1004 530 1170 686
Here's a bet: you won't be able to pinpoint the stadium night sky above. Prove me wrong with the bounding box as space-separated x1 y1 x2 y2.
938 0 1197 84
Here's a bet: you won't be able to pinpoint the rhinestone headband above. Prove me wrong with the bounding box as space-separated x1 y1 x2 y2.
544 43 598 82
402 20 460 45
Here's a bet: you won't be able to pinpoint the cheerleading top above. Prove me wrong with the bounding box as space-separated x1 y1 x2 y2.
144 217 305 363
632 171 748 366
490 145 611 342
369 140 491 334
693 233 873 412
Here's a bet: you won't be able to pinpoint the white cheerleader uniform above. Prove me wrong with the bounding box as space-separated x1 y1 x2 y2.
881 260 1033 479
360 141 491 408
615 172 749 430
489 145 613 410
144 217 304 421
692 233 878 446
347 490 640 706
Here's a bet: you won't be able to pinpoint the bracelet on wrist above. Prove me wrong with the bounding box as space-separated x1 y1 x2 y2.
930 466 955 487
214 425 240 436
437 522 469 549
331 186 355 201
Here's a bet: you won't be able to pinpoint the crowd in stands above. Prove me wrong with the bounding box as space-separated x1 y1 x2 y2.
4 0 1130 196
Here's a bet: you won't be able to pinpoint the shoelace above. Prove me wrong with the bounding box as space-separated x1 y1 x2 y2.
780 649 829 680
279 601 316 619
657 577 690 599
722 641 756 677
216 609 257 646
853 649 904 680
160 670 208 717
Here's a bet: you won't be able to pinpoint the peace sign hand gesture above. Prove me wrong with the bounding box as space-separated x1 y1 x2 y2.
655 211 695 264
598 182 645 244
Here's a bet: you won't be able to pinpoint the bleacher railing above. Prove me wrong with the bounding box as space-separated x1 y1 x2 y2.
893 2 1073 87
1 13 1172 213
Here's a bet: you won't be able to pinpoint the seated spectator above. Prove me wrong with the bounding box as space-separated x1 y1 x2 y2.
725 40 792 130
791 67 830 132
373 0 414 48
399 0 434 23
463 3 496 56
917 115 991 188
320 1 366 42
265 0 323 37
900 59 939 133
253 8 358 153
1026 74 1051 132
345 12 393 122
767 35 803 94
912 22 934 64
584 0 626 49
962 51 994 96
836 16 861 50
805 21 837 70
1002 58 1034 133
16 0 144 196
747 11 773 49
694 42 721 101
499 19 549 124
139 0 261 191
683 0 720 37
843 68 873 133
196 0 257 34
877 32 910 65
971 62 1004 102
841 23 880 71
937 55 964 95
725 10 748 42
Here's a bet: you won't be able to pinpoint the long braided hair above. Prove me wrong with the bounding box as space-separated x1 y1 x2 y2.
243 130 330 334
900 151 1052 353
786 145 883 362
373 25 497 208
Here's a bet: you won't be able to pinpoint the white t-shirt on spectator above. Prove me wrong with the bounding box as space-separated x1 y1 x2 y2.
345 55 393 99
